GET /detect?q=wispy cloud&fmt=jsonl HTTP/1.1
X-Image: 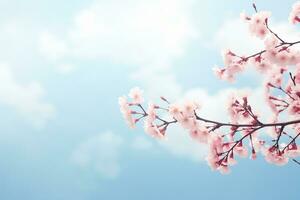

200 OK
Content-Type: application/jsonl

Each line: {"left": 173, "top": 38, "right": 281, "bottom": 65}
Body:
{"left": 38, "top": 0, "right": 198, "bottom": 69}
{"left": 131, "top": 135, "right": 153, "bottom": 151}
{"left": 0, "top": 63, "right": 55, "bottom": 127}
{"left": 71, "top": 131, "right": 124, "bottom": 179}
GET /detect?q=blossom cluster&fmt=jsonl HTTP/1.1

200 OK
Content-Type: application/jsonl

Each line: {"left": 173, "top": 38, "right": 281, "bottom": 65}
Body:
{"left": 119, "top": 2, "right": 300, "bottom": 174}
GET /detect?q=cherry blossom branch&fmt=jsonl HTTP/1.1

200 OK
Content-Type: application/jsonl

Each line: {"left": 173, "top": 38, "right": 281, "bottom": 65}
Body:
{"left": 120, "top": 2, "right": 300, "bottom": 174}
{"left": 195, "top": 112, "right": 300, "bottom": 128}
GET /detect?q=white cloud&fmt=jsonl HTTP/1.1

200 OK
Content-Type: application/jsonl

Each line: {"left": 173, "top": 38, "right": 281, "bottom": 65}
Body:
{"left": 0, "top": 63, "right": 55, "bottom": 127}
{"left": 131, "top": 135, "right": 153, "bottom": 151}
{"left": 71, "top": 131, "right": 124, "bottom": 179}
{"left": 131, "top": 67, "right": 183, "bottom": 100}
{"left": 56, "top": 63, "right": 75, "bottom": 74}
{"left": 38, "top": 31, "right": 68, "bottom": 61}
{"left": 38, "top": 0, "right": 198, "bottom": 68}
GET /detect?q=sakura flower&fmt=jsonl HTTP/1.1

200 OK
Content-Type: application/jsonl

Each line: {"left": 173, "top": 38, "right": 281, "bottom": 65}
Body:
{"left": 144, "top": 121, "right": 165, "bottom": 139}
{"left": 252, "top": 137, "right": 265, "bottom": 152}
{"left": 206, "top": 153, "right": 220, "bottom": 171}
{"left": 233, "top": 141, "right": 248, "bottom": 158}
{"left": 264, "top": 148, "right": 289, "bottom": 166}
{"left": 214, "top": 50, "right": 247, "bottom": 82}
{"left": 266, "top": 67, "right": 285, "bottom": 88}
{"left": 275, "top": 50, "right": 289, "bottom": 65}
{"left": 250, "top": 151, "right": 257, "bottom": 160}
{"left": 227, "top": 93, "right": 251, "bottom": 123}
{"left": 227, "top": 152, "right": 237, "bottom": 166}
{"left": 146, "top": 102, "right": 156, "bottom": 123}
{"left": 129, "top": 87, "right": 144, "bottom": 104}
{"left": 168, "top": 103, "right": 182, "bottom": 120}
{"left": 240, "top": 11, "right": 251, "bottom": 21}
{"left": 264, "top": 34, "right": 279, "bottom": 50}
{"left": 212, "top": 67, "right": 225, "bottom": 80}
{"left": 250, "top": 56, "right": 273, "bottom": 72}
{"left": 294, "top": 65, "right": 300, "bottom": 84}
{"left": 247, "top": 11, "right": 271, "bottom": 39}
{"left": 218, "top": 165, "right": 231, "bottom": 175}
{"left": 289, "top": 1, "right": 300, "bottom": 24}
{"left": 286, "top": 143, "right": 300, "bottom": 158}
{"left": 287, "top": 49, "right": 300, "bottom": 65}
{"left": 182, "top": 100, "right": 199, "bottom": 117}
{"left": 178, "top": 115, "right": 195, "bottom": 130}
{"left": 289, "top": 84, "right": 300, "bottom": 99}
{"left": 264, "top": 48, "right": 278, "bottom": 64}
{"left": 288, "top": 99, "right": 300, "bottom": 115}
{"left": 118, "top": 96, "right": 135, "bottom": 128}
{"left": 189, "top": 125, "right": 209, "bottom": 143}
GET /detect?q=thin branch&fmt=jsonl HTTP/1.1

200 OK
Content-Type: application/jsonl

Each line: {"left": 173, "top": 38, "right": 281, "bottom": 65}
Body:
{"left": 292, "top": 159, "right": 300, "bottom": 165}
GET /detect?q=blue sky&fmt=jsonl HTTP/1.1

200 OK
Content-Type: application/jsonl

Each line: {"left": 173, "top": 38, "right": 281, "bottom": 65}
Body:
{"left": 0, "top": 0, "right": 299, "bottom": 199}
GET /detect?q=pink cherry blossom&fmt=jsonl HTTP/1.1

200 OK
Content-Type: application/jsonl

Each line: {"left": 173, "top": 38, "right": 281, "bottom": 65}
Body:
{"left": 118, "top": 96, "right": 135, "bottom": 128}
{"left": 264, "top": 147, "right": 289, "bottom": 166}
{"left": 288, "top": 99, "right": 300, "bottom": 115}
{"left": 129, "top": 87, "right": 144, "bottom": 104}
{"left": 289, "top": 1, "right": 300, "bottom": 24}
{"left": 264, "top": 35, "right": 279, "bottom": 50}
{"left": 286, "top": 143, "right": 300, "bottom": 158}
{"left": 246, "top": 11, "right": 271, "bottom": 39}
{"left": 250, "top": 56, "right": 273, "bottom": 72}
{"left": 189, "top": 124, "right": 209, "bottom": 143}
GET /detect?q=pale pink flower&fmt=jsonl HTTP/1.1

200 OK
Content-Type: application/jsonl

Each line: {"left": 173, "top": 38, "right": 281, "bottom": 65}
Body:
{"left": 189, "top": 125, "right": 209, "bottom": 143}
{"left": 286, "top": 143, "right": 300, "bottom": 158}
{"left": 275, "top": 50, "right": 289, "bottom": 65}
{"left": 144, "top": 121, "right": 164, "bottom": 139}
{"left": 119, "top": 96, "right": 135, "bottom": 128}
{"left": 265, "top": 48, "right": 278, "bottom": 63}
{"left": 264, "top": 147, "right": 289, "bottom": 166}
{"left": 289, "top": 1, "right": 300, "bottom": 24}
{"left": 266, "top": 67, "right": 285, "bottom": 88}
{"left": 215, "top": 50, "right": 247, "bottom": 82}
{"left": 264, "top": 35, "right": 279, "bottom": 50}
{"left": 287, "top": 49, "right": 300, "bottom": 65}
{"left": 247, "top": 11, "right": 271, "bottom": 39}
{"left": 178, "top": 115, "right": 195, "bottom": 130}
{"left": 212, "top": 67, "right": 225, "bottom": 79}
{"left": 250, "top": 151, "right": 257, "bottom": 160}
{"left": 168, "top": 103, "right": 182, "bottom": 120}
{"left": 288, "top": 99, "right": 300, "bottom": 115}
{"left": 223, "top": 50, "right": 235, "bottom": 66}
{"left": 240, "top": 11, "right": 251, "bottom": 21}
{"left": 252, "top": 137, "right": 265, "bottom": 152}
{"left": 227, "top": 93, "right": 250, "bottom": 123}
{"left": 146, "top": 102, "right": 156, "bottom": 123}
{"left": 234, "top": 142, "right": 248, "bottom": 158}
{"left": 294, "top": 65, "right": 300, "bottom": 84}
{"left": 206, "top": 154, "right": 220, "bottom": 171}
{"left": 218, "top": 165, "right": 231, "bottom": 174}
{"left": 289, "top": 84, "right": 300, "bottom": 99}
{"left": 250, "top": 56, "right": 273, "bottom": 72}
{"left": 182, "top": 100, "right": 199, "bottom": 117}
{"left": 228, "top": 157, "right": 237, "bottom": 166}
{"left": 129, "top": 87, "right": 144, "bottom": 104}
{"left": 208, "top": 134, "right": 224, "bottom": 154}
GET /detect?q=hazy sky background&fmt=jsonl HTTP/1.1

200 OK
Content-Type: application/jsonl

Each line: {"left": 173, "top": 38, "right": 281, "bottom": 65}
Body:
{"left": 0, "top": 0, "right": 299, "bottom": 199}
